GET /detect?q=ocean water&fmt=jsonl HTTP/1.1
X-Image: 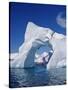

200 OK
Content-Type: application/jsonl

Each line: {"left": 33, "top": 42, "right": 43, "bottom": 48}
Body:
{"left": 9, "top": 65, "right": 66, "bottom": 88}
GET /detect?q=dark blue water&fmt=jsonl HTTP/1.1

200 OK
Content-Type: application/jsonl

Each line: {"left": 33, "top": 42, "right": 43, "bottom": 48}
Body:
{"left": 9, "top": 65, "right": 66, "bottom": 88}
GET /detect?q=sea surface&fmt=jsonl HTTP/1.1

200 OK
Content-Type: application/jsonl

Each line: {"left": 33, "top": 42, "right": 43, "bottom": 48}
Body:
{"left": 9, "top": 64, "right": 66, "bottom": 88}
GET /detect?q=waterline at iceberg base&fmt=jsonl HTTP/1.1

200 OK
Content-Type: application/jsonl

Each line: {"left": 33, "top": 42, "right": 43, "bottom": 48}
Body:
{"left": 9, "top": 22, "right": 66, "bottom": 88}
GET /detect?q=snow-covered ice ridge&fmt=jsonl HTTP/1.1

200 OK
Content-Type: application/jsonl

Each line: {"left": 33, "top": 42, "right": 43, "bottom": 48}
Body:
{"left": 10, "top": 22, "right": 66, "bottom": 69}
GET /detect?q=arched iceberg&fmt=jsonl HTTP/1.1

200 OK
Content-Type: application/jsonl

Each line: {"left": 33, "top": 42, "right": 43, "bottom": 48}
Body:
{"left": 10, "top": 22, "right": 66, "bottom": 69}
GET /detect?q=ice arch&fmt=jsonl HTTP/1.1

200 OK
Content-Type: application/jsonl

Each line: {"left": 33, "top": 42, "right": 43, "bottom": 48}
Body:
{"left": 10, "top": 22, "right": 54, "bottom": 68}
{"left": 10, "top": 22, "right": 66, "bottom": 69}
{"left": 35, "top": 41, "right": 53, "bottom": 64}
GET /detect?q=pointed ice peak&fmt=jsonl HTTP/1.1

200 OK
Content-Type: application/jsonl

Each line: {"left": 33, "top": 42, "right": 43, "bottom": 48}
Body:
{"left": 25, "top": 22, "right": 65, "bottom": 42}
{"left": 25, "top": 22, "right": 54, "bottom": 42}
{"left": 26, "top": 21, "right": 54, "bottom": 33}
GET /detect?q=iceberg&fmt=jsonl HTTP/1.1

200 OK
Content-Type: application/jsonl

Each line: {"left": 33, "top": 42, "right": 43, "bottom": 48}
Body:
{"left": 9, "top": 53, "right": 18, "bottom": 60}
{"left": 10, "top": 22, "right": 66, "bottom": 69}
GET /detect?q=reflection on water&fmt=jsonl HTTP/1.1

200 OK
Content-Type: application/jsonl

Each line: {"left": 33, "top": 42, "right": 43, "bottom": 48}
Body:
{"left": 9, "top": 65, "right": 66, "bottom": 88}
